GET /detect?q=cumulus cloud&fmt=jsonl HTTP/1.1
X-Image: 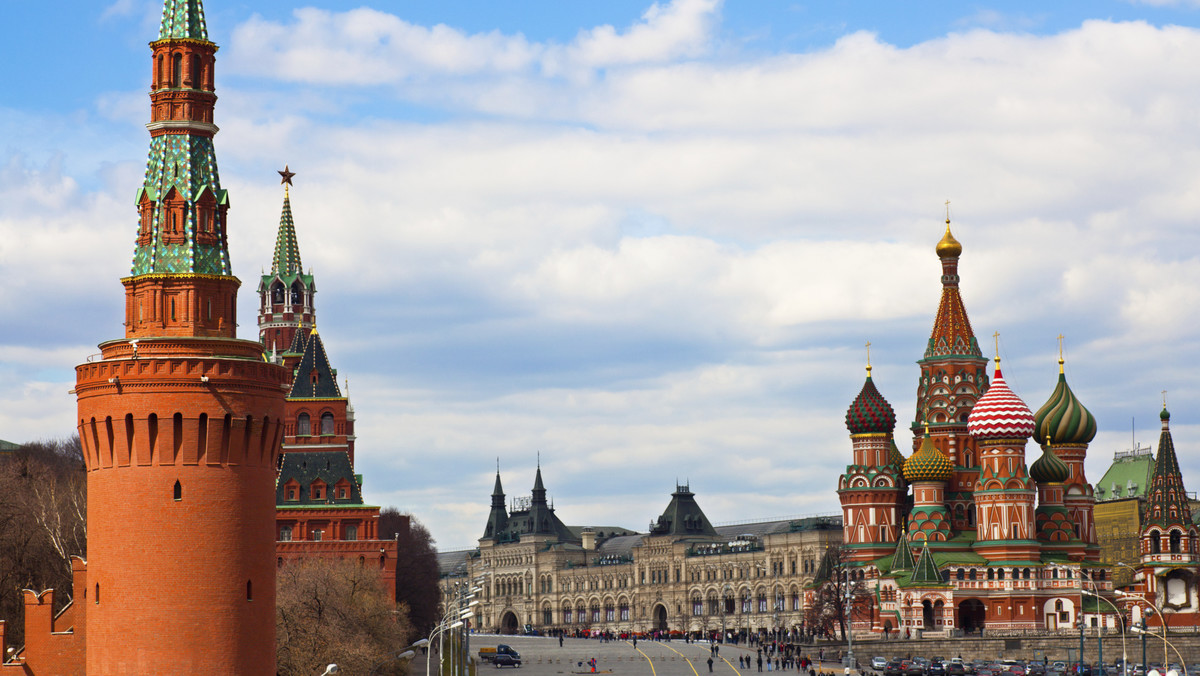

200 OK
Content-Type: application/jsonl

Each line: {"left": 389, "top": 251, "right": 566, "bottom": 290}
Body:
{"left": 6, "top": 4, "right": 1200, "bottom": 547}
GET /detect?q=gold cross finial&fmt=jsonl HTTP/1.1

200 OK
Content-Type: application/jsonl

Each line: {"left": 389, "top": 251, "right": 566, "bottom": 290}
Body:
{"left": 865, "top": 340, "right": 872, "bottom": 375}
{"left": 993, "top": 331, "right": 1001, "bottom": 365}
{"left": 1057, "top": 334, "right": 1065, "bottom": 373}
{"left": 945, "top": 199, "right": 951, "bottom": 223}
{"left": 1163, "top": 390, "right": 1168, "bottom": 408}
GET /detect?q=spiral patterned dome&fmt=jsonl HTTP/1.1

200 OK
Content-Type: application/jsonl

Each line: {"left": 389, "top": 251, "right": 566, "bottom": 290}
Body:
{"left": 845, "top": 372, "right": 896, "bottom": 435}
{"left": 1032, "top": 366, "right": 1097, "bottom": 445}
{"left": 967, "top": 365, "right": 1035, "bottom": 440}
{"left": 903, "top": 430, "right": 954, "bottom": 482}
{"left": 936, "top": 222, "right": 962, "bottom": 259}
{"left": 1030, "top": 444, "right": 1071, "bottom": 484}
{"left": 888, "top": 438, "right": 906, "bottom": 468}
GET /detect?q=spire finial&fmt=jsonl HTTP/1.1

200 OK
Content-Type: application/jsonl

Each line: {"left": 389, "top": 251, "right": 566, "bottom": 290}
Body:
{"left": 865, "top": 340, "right": 872, "bottom": 376}
{"left": 1057, "top": 334, "right": 1065, "bottom": 373}
{"left": 278, "top": 165, "right": 296, "bottom": 187}
{"left": 1163, "top": 390, "right": 1168, "bottom": 409}
{"left": 993, "top": 331, "right": 1001, "bottom": 366}
{"left": 945, "top": 199, "right": 951, "bottom": 224}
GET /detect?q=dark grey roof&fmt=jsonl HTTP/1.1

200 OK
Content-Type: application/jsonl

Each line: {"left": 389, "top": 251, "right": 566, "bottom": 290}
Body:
{"left": 649, "top": 484, "right": 717, "bottom": 537}
{"left": 439, "top": 549, "right": 472, "bottom": 578}
{"left": 284, "top": 326, "right": 308, "bottom": 355}
{"left": 713, "top": 515, "right": 841, "bottom": 540}
{"left": 289, "top": 330, "right": 342, "bottom": 399}
{"left": 276, "top": 451, "right": 361, "bottom": 505}
{"left": 596, "top": 534, "right": 645, "bottom": 558}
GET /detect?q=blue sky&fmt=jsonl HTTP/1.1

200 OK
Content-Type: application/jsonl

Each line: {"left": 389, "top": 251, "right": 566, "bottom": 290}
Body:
{"left": 4, "top": 0, "right": 1200, "bottom": 549}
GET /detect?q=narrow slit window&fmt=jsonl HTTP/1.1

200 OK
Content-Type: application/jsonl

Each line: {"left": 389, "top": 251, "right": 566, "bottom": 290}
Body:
{"left": 174, "top": 480, "right": 182, "bottom": 501}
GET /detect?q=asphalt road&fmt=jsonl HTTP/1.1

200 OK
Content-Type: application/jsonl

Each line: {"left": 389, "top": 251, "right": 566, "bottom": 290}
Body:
{"left": 451, "top": 636, "right": 844, "bottom": 676}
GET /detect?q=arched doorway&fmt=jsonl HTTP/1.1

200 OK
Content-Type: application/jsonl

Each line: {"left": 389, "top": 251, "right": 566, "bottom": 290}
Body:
{"left": 921, "top": 600, "right": 934, "bottom": 628}
{"left": 958, "top": 599, "right": 985, "bottom": 634}
{"left": 500, "top": 611, "right": 520, "bottom": 635}
{"left": 653, "top": 604, "right": 668, "bottom": 632}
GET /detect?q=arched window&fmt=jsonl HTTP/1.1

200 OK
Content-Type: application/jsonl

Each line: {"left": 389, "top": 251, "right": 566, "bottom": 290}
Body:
{"left": 291, "top": 282, "right": 303, "bottom": 305}
{"left": 172, "top": 53, "right": 182, "bottom": 87}
{"left": 190, "top": 54, "right": 201, "bottom": 87}
{"left": 297, "top": 413, "right": 311, "bottom": 436}
{"left": 271, "top": 283, "right": 285, "bottom": 305}
{"left": 956, "top": 568, "right": 965, "bottom": 580}
{"left": 968, "top": 569, "right": 977, "bottom": 581}
{"left": 1150, "top": 530, "right": 1162, "bottom": 554}
{"left": 987, "top": 569, "right": 995, "bottom": 581}
{"left": 173, "top": 480, "right": 182, "bottom": 501}
{"left": 320, "top": 412, "right": 335, "bottom": 436}
{"left": 1170, "top": 530, "right": 1182, "bottom": 553}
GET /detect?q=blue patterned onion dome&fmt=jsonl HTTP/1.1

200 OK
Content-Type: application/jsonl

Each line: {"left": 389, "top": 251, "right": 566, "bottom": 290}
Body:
{"left": 1032, "top": 366, "right": 1097, "bottom": 445}
{"left": 968, "top": 365, "right": 1035, "bottom": 440}
{"left": 903, "top": 430, "right": 954, "bottom": 482}
{"left": 845, "top": 372, "right": 896, "bottom": 435}
{"left": 1030, "top": 444, "right": 1071, "bottom": 483}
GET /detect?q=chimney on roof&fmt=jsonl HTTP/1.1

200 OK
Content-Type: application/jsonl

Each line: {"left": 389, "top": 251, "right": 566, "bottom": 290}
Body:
{"left": 581, "top": 527, "right": 595, "bottom": 551}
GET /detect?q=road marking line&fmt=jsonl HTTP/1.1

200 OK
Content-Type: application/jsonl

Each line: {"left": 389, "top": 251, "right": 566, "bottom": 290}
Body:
{"left": 630, "top": 642, "right": 657, "bottom": 676}
{"left": 657, "top": 642, "right": 702, "bottom": 676}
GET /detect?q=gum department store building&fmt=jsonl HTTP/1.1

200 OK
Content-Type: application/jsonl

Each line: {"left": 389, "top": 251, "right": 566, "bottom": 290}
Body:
{"left": 441, "top": 224, "right": 1199, "bottom": 638}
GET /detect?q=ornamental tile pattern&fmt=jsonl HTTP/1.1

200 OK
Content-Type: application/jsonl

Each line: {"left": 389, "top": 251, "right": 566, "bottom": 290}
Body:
{"left": 845, "top": 374, "right": 896, "bottom": 434}
{"left": 967, "top": 367, "right": 1035, "bottom": 440}
{"left": 159, "top": 0, "right": 208, "bottom": 41}
{"left": 132, "top": 134, "right": 231, "bottom": 276}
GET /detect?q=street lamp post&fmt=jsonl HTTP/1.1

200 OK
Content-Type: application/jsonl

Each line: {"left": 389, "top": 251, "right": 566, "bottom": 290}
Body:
{"left": 1082, "top": 589, "right": 1126, "bottom": 676}
{"left": 1118, "top": 561, "right": 1166, "bottom": 672}
{"left": 1114, "top": 587, "right": 1168, "bottom": 672}
{"left": 844, "top": 568, "right": 855, "bottom": 673}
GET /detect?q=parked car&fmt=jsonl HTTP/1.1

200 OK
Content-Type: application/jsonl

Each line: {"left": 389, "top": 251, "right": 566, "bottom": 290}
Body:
{"left": 947, "top": 663, "right": 966, "bottom": 676}
{"left": 904, "top": 661, "right": 926, "bottom": 676}
{"left": 493, "top": 654, "right": 522, "bottom": 668}
{"left": 874, "top": 657, "right": 890, "bottom": 671}
{"left": 884, "top": 661, "right": 905, "bottom": 676}
{"left": 929, "top": 662, "right": 947, "bottom": 676}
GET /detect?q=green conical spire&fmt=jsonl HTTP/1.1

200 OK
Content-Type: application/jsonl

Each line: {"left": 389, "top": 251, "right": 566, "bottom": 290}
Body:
{"left": 890, "top": 531, "right": 916, "bottom": 571}
{"left": 159, "top": 0, "right": 209, "bottom": 41}
{"left": 271, "top": 190, "right": 304, "bottom": 276}
{"left": 909, "top": 541, "right": 942, "bottom": 584}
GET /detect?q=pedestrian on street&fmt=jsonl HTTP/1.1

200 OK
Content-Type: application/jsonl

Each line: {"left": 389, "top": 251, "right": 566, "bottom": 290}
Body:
{"left": 759, "top": 655, "right": 764, "bottom": 672}
{"left": 560, "top": 636, "right": 564, "bottom": 648}
{"left": 709, "top": 658, "right": 715, "bottom": 673}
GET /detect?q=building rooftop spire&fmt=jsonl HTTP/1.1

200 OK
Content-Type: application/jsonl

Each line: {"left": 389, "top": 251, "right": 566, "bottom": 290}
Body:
{"left": 271, "top": 187, "right": 304, "bottom": 277}
{"left": 158, "top": 0, "right": 209, "bottom": 42}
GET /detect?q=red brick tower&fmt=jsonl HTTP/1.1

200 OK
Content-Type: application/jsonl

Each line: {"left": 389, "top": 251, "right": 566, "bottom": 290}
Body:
{"left": 74, "top": 2, "right": 289, "bottom": 673}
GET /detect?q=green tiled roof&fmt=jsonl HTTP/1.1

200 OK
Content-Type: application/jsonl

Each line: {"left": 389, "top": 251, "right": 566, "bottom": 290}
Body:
{"left": 891, "top": 532, "right": 915, "bottom": 570}
{"left": 909, "top": 541, "right": 943, "bottom": 585}
{"left": 1095, "top": 450, "right": 1155, "bottom": 501}
{"left": 159, "top": 0, "right": 209, "bottom": 41}
{"left": 0, "top": 439, "right": 19, "bottom": 452}
{"left": 131, "top": 135, "right": 232, "bottom": 277}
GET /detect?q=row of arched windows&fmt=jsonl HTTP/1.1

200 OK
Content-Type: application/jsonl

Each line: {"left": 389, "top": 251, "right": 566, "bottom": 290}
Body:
{"left": 296, "top": 412, "right": 336, "bottom": 437}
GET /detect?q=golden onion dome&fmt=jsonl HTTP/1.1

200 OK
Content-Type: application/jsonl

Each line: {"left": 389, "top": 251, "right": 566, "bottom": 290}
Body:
{"left": 903, "top": 429, "right": 954, "bottom": 483}
{"left": 936, "top": 221, "right": 962, "bottom": 259}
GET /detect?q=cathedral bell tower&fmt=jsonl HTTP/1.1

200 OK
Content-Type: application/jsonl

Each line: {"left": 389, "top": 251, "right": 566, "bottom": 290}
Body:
{"left": 74, "top": 1, "right": 289, "bottom": 673}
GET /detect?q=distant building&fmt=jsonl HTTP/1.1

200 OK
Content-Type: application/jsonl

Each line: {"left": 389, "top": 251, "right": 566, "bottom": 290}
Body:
{"left": 0, "top": 439, "right": 18, "bottom": 455}
{"left": 442, "top": 469, "right": 840, "bottom": 637}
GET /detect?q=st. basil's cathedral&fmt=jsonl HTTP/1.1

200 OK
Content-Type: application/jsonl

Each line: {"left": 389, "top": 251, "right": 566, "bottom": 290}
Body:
{"left": 836, "top": 222, "right": 1200, "bottom": 635}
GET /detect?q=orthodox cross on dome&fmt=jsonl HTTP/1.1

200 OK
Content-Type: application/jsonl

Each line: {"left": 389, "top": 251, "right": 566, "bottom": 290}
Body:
{"left": 1057, "top": 334, "right": 1065, "bottom": 372}
{"left": 1163, "top": 390, "right": 1168, "bottom": 408}
{"left": 865, "top": 340, "right": 872, "bottom": 375}
{"left": 993, "top": 331, "right": 1001, "bottom": 365}
{"left": 945, "top": 199, "right": 951, "bottom": 222}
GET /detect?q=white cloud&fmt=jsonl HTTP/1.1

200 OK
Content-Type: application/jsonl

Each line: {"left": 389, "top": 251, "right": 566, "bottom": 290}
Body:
{"left": 7, "top": 5, "right": 1200, "bottom": 548}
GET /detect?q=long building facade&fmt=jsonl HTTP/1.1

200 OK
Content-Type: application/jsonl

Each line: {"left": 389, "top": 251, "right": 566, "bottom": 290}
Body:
{"left": 442, "top": 471, "right": 841, "bottom": 637}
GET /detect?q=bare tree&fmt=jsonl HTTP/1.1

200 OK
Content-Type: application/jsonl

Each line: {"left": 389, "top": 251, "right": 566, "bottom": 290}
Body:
{"left": 804, "top": 546, "right": 870, "bottom": 641}
{"left": 380, "top": 508, "right": 440, "bottom": 636}
{"left": 276, "top": 557, "right": 413, "bottom": 676}
{"left": 0, "top": 436, "right": 87, "bottom": 648}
